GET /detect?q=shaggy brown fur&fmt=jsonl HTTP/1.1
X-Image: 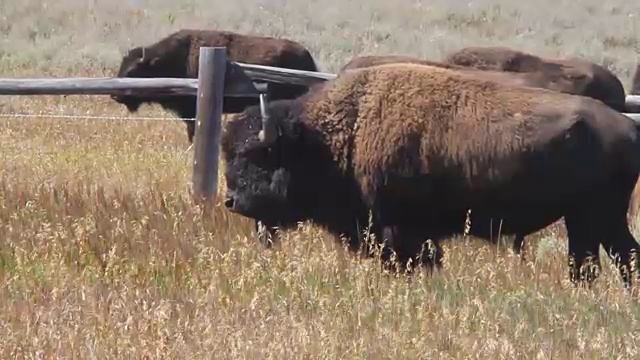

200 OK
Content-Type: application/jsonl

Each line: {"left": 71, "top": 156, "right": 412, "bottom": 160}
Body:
{"left": 340, "top": 54, "right": 640, "bottom": 257}
{"left": 310, "top": 64, "right": 634, "bottom": 203}
{"left": 443, "top": 46, "right": 629, "bottom": 113}
{"left": 112, "top": 28, "right": 318, "bottom": 143}
{"left": 222, "top": 62, "right": 640, "bottom": 288}
{"left": 339, "top": 55, "right": 462, "bottom": 72}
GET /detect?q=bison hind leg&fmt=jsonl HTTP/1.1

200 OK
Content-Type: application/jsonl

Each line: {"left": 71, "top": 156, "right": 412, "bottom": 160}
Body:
{"left": 597, "top": 199, "right": 640, "bottom": 289}
{"left": 602, "top": 224, "right": 640, "bottom": 290}
{"left": 564, "top": 211, "right": 604, "bottom": 287}
{"left": 564, "top": 171, "right": 640, "bottom": 290}
{"left": 378, "top": 225, "right": 444, "bottom": 275}
{"left": 598, "top": 172, "right": 640, "bottom": 290}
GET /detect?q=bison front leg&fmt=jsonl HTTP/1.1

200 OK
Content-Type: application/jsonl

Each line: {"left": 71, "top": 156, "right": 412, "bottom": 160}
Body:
{"left": 379, "top": 225, "right": 443, "bottom": 274}
{"left": 186, "top": 120, "right": 195, "bottom": 144}
{"left": 255, "top": 220, "right": 279, "bottom": 248}
{"left": 368, "top": 194, "right": 444, "bottom": 274}
{"left": 513, "top": 233, "right": 528, "bottom": 261}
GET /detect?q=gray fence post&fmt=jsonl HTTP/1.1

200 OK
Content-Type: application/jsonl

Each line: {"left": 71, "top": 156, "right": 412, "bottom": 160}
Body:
{"left": 192, "top": 47, "right": 227, "bottom": 206}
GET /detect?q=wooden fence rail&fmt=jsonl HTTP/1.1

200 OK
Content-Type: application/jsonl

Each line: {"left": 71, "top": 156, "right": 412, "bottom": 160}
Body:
{"left": 2, "top": 47, "right": 640, "bottom": 210}
{"left": 0, "top": 63, "right": 336, "bottom": 96}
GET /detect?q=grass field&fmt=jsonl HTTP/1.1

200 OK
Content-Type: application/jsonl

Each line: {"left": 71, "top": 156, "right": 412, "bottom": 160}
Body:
{"left": 2, "top": 0, "right": 640, "bottom": 358}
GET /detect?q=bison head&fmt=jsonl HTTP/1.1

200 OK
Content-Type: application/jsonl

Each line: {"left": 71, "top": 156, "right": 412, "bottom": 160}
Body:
{"left": 111, "top": 46, "right": 168, "bottom": 112}
{"left": 221, "top": 95, "right": 304, "bottom": 228}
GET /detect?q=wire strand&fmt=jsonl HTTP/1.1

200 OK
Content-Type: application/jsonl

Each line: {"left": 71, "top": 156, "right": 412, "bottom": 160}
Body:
{"left": 0, "top": 113, "right": 195, "bottom": 122}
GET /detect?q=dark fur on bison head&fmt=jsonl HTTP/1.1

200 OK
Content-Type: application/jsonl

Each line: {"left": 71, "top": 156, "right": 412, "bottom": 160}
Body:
{"left": 112, "top": 44, "right": 191, "bottom": 114}
{"left": 113, "top": 29, "right": 320, "bottom": 143}
{"left": 221, "top": 95, "right": 369, "bottom": 251}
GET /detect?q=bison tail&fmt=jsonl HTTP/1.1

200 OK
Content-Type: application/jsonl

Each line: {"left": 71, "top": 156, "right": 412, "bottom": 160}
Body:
{"left": 626, "top": 123, "right": 640, "bottom": 173}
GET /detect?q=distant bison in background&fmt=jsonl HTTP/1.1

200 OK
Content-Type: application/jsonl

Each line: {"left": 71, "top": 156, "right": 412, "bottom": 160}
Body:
{"left": 221, "top": 62, "right": 640, "bottom": 289}
{"left": 443, "top": 46, "right": 629, "bottom": 113}
{"left": 339, "top": 55, "right": 461, "bottom": 72}
{"left": 112, "top": 29, "right": 319, "bottom": 143}
{"left": 340, "top": 54, "right": 616, "bottom": 107}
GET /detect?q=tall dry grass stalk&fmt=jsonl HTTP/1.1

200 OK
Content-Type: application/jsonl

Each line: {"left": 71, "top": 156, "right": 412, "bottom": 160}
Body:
{"left": 2, "top": 0, "right": 640, "bottom": 357}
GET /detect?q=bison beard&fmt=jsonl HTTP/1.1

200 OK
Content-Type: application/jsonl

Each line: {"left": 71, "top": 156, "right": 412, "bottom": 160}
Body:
{"left": 221, "top": 62, "right": 640, "bottom": 290}
{"left": 112, "top": 29, "right": 319, "bottom": 144}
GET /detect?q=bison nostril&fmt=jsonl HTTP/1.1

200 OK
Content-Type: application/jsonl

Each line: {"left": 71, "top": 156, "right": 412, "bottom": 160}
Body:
{"left": 224, "top": 196, "right": 235, "bottom": 208}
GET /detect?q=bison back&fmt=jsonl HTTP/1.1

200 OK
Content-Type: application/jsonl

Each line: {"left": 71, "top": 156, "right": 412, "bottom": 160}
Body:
{"left": 310, "top": 63, "right": 640, "bottom": 215}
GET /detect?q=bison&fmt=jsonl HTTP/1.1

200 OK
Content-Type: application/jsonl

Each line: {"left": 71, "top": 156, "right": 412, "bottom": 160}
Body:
{"left": 340, "top": 54, "right": 620, "bottom": 111}
{"left": 444, "top": 47, "right": 640, "bottom": 254}
{"left": 339, "top": 54, "right": 632, "bottom": 258}
{"left": 112, "top": 29, "right": 319, "bottom": 143}
{"left": 221, "top": 62, "right": 640, "bottom": 289}
{"left": 443, "top": 46, "right": 629, "bottom": 113}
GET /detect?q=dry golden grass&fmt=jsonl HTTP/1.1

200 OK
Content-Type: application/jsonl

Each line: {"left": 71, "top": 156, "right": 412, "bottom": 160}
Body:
{"left": 2, "top": 0, "right": 640, "bottom": 358}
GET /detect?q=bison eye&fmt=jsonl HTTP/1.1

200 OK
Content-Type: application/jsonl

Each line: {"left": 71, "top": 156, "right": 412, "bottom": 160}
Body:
{"left": 245, "top": 146, "right": 278, "bottom": 169}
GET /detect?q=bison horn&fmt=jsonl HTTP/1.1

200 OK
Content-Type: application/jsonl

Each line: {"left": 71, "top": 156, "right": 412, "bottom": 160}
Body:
{"left": 258, "top": 93, "right": 278, "bottom": 144}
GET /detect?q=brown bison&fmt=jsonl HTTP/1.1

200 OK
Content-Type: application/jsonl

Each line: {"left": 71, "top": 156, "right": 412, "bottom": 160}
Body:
{"left": 221, "top": 62, "right": 640, "bottom": 289}
{"left": 340, "top": 54, "right": 630, "bottom": 258}
{"left": 443, "top": 46, "right": 629, "bottom": 113}
{"left": 112, "top": 29, "right": 319, "bottom": 143}
{"left": 340, "top": 54, "right": 618, "bottom": 108}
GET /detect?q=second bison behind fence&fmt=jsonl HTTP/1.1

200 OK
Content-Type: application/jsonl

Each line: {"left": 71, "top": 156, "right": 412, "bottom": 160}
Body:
{"left": 443, "top": 45, "right": 631, "bottom": 113}
{"left": 221, "top": 62, "right": 640, "bottom": 291}
{"left": 111, "top": 29, "right": 320, "bottom": 143}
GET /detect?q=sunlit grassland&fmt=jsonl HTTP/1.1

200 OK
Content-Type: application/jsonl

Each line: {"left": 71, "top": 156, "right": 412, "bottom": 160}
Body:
{"left": 1, "top": 0, "right": 640, "bottom": 358}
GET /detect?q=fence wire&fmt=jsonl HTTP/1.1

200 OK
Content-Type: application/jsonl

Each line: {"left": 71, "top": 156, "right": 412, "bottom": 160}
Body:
{"left": 0, "top": 113, "right": 195, "bottom": 122}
